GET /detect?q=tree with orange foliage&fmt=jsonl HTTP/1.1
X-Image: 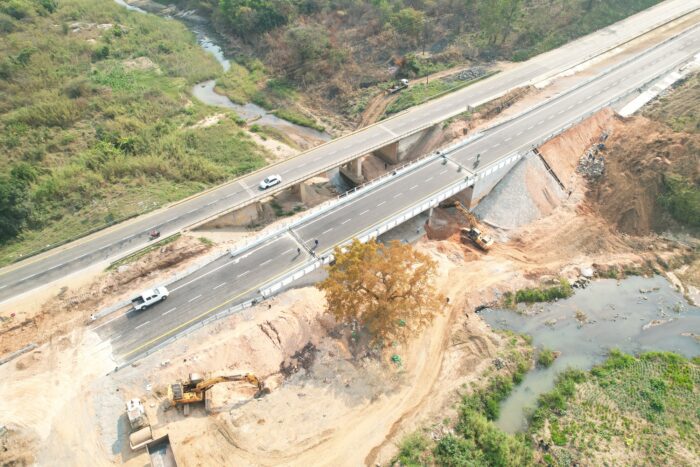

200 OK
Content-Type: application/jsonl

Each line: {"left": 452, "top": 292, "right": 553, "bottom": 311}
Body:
{"left": 318, "top": 239, "right": 443, "bottom": 345}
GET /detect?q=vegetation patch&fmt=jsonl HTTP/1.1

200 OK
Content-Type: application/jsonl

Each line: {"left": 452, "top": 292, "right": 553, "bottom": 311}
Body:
{"left": 107, "top": 233, "right": 181, "bottom": 271}
{"left": 394, "top": 336, "right": 534, "bottom": 466}
{"left": 503, "top": 279, "right": 573, "bottom": 306}
{"left": 530, "top": 351, "right": 700, "bottom": 466}
{"left": 537, "top": 348, "right": 556, "bottom": 368}
{"left": 0, "top": 0, "right": 269, "bottom": 265}
{"left": 659, "top": 174, "right": 700, "bottom": 228}
{"left": 271, "top": 108, "right": 324, "bottom": 132}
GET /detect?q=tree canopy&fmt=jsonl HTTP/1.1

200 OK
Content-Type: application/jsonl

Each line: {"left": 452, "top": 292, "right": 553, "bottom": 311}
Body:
{"left": 318, "top": 239, "right": 442, "bottom": 344}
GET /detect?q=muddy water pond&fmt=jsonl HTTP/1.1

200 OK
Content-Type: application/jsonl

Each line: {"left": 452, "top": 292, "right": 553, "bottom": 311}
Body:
{"left": 481, "top": 275, "right": 700, "bottom": 433}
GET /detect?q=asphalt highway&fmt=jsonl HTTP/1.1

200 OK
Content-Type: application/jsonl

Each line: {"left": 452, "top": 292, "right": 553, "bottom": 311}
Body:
{"left": 97, "top": 24, "right": 700, "bottom": 363}
{"left": 1, "top": 0, "right": 697, "bottom": 305}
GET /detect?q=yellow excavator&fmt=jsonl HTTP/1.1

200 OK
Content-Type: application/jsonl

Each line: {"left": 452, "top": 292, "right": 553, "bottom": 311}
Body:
{"left": 447, "top": 200, "right": 494, "bottom": 251}
{"left": 167, "top": 372, "right": 267, "bottom": 408}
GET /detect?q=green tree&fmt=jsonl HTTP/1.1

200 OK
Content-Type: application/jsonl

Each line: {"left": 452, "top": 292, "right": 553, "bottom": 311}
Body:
{"left": 318, "top": 239, "right": 443, "bottom": 344}
{"left": 390, "top": 7, "right": 425, "bottom": 42}
{"left": 219, "top": 0, "right": 294, "bottom": 36}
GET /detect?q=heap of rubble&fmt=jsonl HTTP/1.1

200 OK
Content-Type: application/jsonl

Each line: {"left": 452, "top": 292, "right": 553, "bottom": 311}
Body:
{"left": 576, "top": 131, "right": 610, "bottom": 180}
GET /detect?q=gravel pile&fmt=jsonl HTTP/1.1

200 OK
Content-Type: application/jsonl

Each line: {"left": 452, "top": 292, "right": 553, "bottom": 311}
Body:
{"left": 446, "top": 67, "right": 487, "bottom": 82}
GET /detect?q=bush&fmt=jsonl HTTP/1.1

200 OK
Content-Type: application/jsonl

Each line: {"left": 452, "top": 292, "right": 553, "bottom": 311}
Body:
{"left": 659, "top": 174, "right": 700, "bottom": 227}
{"left": 514, "top": 279, "right": 573, "bottom": 304}
{"left": 537, "top": 348, "right": 556, "bottom": 368}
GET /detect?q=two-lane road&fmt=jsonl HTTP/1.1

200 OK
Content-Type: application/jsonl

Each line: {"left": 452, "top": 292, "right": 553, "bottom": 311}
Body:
{"left": 2, "top": 0, "right": 698, "bottom": 305}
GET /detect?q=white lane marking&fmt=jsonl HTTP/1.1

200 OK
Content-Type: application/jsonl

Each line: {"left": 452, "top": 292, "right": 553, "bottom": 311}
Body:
{"left": 240, "top": 181, "right": 256, "bottom": 197}
{"left": 410, "top": 185, "right": 418, "bottom": 190}
{"left": 213, "top": 282, "right": 227, "bottom": 290}
{"left": 322, "top": 228, "right": 334, "bottom": 235}
{"left": 135, "top": 321, "right": 150, "bottom": 330}
{"left": 393, "top": 193, "right": 402, "bottom": 198}
{"left": 359, "top": 209, "right": 369, "bottom": 215}
{"left": 260, "top": 259, "right": 272, "bottom": 266}
{"left": 527, "top": 125, "right": 534, "bottom": 130}
{"left": 492, "top": 142, "right": 501, "bottom": 148}
{"left": 341, "top": 219, "right": 351, "bottom": 225}
{"left": 426, "top": 176, "right": 434, "bottom": 182}
{"left": 20, "top": 273, "right": 39, "bottom": 281}
{"left": 162, "top": 307, "right": 176, "bottom": 316}
{"left": 238, "top": 270, "right": 250, "bottom": 278}
{"left": 439, "top": 170, "right": 448, "bottom": 175}
{"left": 0, "top": 285, "right": 6, "bottom": 290}
{"left": 188, "top": 294, "right": 202, "bottom": 303}
{"left": 504, "top": 137, "right": 511, "bottom": 142}
{"left": 112, "top": 334, "right": 122, "bottom": 340}
{"left": 187, "top": 209, "right": 197, "bottom": 214}
{"left": 166, "top": 216, "right": 178, "bottom": 223}
{"left": 377, "top": 201, "right": 386, "bottom": 207}
{"left": 170, "top": 258, "right": 236, "bottom": 292}
{"left": 281, "top": 248, "right": 294, "bottom": 255}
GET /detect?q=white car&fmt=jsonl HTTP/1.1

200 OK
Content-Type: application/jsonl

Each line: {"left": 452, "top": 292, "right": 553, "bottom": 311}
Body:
{"left": 131, "top": 286, "right": 169, "bottom": 311}
{"left": 259, "top": 174, "right": 282, "bottom": 190}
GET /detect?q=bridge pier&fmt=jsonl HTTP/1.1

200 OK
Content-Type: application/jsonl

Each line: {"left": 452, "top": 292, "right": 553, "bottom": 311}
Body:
{"left": 339, "top": 157, "right": 365, "bottom": 185}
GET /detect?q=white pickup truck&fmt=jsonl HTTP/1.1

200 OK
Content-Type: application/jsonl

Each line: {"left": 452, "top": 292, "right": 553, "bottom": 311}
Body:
{"left": 132, "top": 286, "right": 169, "bottom": 311}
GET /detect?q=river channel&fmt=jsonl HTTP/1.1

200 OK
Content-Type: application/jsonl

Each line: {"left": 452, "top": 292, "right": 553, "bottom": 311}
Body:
{"left": 481, "top": 275, "right": 700, "bottom": 433}
{"left": 113, "top": 0, "right": 331, "bottom": 143}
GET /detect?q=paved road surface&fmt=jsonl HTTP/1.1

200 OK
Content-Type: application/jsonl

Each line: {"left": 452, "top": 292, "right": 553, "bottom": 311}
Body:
{"left": 96, "top": 24, "right": 700, "bottom": 363}
{"left": 1, "top": 0, "right": 697, "bottom": 305}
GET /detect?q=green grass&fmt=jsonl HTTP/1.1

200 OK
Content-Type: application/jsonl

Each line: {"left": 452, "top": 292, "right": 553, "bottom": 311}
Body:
{"left": 538, "top": 348, "right": 556, "bottom": 368}
{"left": 0, "top": 0, "right": 269, "bottom": 265}
{"left": 394, "top": 339, "right": 534, "bottom": 466}
{"left": 659, "top": 174, "right": 700, "bottom": 228}
{"left": 503, "top": 279, "right": 574, "bottom": 306}
{"left": 271, "top": 108, "right": 324, "bottom": 132}
{"left": 107, "top": 233, "right": 181, "bottom": 270}
{"left": 385, "top": 72, "right": 497, "bottom": 116}
{"left": 529, "top": 351, "right": 700, "bottom": 465}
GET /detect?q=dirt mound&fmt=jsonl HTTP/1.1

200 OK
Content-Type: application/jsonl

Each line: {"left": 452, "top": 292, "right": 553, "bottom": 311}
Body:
{"left": 0, "top": 426, "right": 36, "bottom": 467}
{"left": 589, "top": 115, "right": 700, "bottom": 235}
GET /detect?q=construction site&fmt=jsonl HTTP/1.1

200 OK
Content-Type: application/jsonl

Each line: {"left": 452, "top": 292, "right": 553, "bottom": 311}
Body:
{"left": 1, "top": 4, "right": 699, "bottom": 466}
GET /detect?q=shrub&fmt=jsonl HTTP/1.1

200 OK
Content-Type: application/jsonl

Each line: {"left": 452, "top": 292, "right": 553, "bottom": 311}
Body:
{"left": 537, "top": 348, "right": 556, "bottom": 368}
{"left": 659, "top": 174, "right": 700, "bottom": 227}
{"left": 514, "top": 279, "right": 573, "bottom": 304}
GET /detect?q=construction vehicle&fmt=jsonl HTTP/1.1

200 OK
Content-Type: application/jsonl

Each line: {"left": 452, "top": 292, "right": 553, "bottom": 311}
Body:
{"left": 444, "top": 200, "right": 494, "bottom": 251}
{"left": 167, "top": 372, "right": 267, "bottom": 409}
{"left": 460, "top": 227, "right": 494, "bottom": 251}
{"left": 386, "top": 78, "right": 409, "bottom": 94}
{"left": 126, "top": 398, "right": 154, "bottom": 450}
{"left": 147, "top": 435, "right": 177, "bottom": 467}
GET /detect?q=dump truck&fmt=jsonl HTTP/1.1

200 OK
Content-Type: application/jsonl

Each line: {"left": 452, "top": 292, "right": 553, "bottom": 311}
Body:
{"left": 386, "top": 78, "right": 409, "bottom": 94}
{"left": 460, "top": 227, "right": 494, "bottom": 251}
{"left": 147, "top": 434, "right": 177, "bottom": 467}
{"left": 131, "top": 286, "right": 169, "bottom": 311}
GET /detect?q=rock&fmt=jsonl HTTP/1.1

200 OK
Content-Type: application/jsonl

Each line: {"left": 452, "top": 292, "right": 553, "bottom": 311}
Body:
{"left": 581, "top": 267, "right": 594, "bottom": 278}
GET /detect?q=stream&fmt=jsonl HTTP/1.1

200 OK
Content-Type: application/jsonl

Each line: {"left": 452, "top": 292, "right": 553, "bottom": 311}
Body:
{"left": 113, "top": 0, "right": 331, "bottom": 143}
{"left": 481, "top": 275, "right": 700, "bottom": 433}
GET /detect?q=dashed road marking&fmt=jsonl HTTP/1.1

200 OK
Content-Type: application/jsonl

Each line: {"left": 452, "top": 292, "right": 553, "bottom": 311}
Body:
{"left": 341, "top": 219, "right": 351, "bottom": 225}
{"left": 393, "top": 193, "right": 403, "bottom": 198}
{"left": 163, "top": 307, "right": 176, "bottom": 316}
{"left": 260, "top": 259, "right": 272, "bottom": 266}
{"left": 439, "top": 170, "right": 448, "bottom": 175}
{"left": 188, "top": 294, "right": 202, "bottom": 303}
{"left": 359, "top": 209, "right": 369, "bottom": 215}
{"left": 322, "top": 228, "right": 334, "bottom": 235}
{"left": 213, "top": 282, "right": 227, "bottom": 290}
{"left": 135, "top": 321, "right": 150, "bottom": 330}
{"left": 377, "top": 201, "right": 386, "bottom": 207}
{"left": 409, "top": 185, "right": 418, "bottom": 190}
{"left": 426, "top": 177, "right": 434, "bottom": 182}
{"left": 238, "top": 270, "right": 250, "bottom": 278}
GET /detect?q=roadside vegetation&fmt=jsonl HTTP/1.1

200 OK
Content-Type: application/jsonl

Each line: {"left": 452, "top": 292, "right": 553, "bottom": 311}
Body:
{"left": 164, "top": 0, "right": 665, "bottom": 118}
{"left": 642, "top": 74, "right": 700, "bottom": 229}
{"left": 503, "top": 279, "right": 574, "bottom": 306}
{"left": 393, "top": 334, "right": 533, "bottom": 466}
{"left": 318, "top": 239, "right": 442, "bottom": 345}
{"left": 530, "top": 351, "right": 699, "bottom": 466}
{"left": 0, "top": 0, "right": 269, "bottom": 265}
